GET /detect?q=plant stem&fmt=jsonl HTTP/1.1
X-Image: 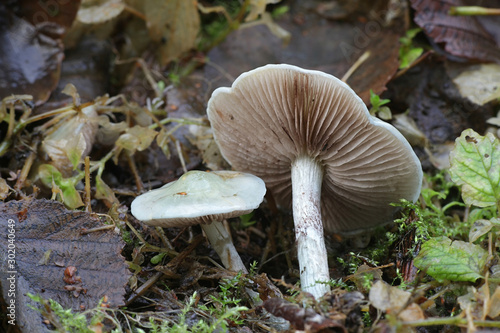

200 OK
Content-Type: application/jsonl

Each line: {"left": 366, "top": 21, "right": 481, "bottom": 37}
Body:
{"left": 405, "top": 317, "right": 500, "bottom": 328}
{"left": 201, "top": 221, "right": 248, "bottom": 273}
{"left": 449, "top": 6, "right": 500, "bottom": 15}
{"left": 291, "top": 156, "right": 330, "bottom": 298}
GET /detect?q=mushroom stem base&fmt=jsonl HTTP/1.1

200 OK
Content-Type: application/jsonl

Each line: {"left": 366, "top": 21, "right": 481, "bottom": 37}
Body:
{"left": 201, "top": 221, "right": 248, "bottom": 273}
{"left": 291, "top": 156, "right": 330, "bottom": 299}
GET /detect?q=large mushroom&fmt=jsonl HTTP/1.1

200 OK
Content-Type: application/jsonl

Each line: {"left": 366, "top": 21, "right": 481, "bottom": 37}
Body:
{"left": 207, "top": 64, "right": 422, "bottom": 298}
{"left": 131, "top": 170, "right": 266, "bottom": 273}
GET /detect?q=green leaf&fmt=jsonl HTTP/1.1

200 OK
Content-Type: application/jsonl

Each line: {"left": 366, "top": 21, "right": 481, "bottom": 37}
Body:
{"left": 38, "top": 164, "right": 83, "bottom": 209}
{"left": 39, "top": 164, "right": 63, "bottom": 187}
{"left": 449, "top": 129, "right": 500, "bottom": 208}
{"left": 414, "top": 236, "right": 488, "bottom": 283}
{"left": 399, "top": 47, "right": 423, "bottom": 69}
{"left": 398, "top": 28, "right": 423, "bottom": 69}
{"left": 150, "top": 253, "right": 166, "bottom": 264}
{"left": 95, "top": 175, "right": 118, "bottom": 205}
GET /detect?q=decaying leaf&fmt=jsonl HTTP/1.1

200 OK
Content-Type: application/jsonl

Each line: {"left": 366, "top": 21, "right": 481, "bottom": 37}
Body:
{"left": 144, "top": 0, "right": 200, "bottom": 66}
{"left": 188, "top": 125, "right": 227, "bottom": 171}
{"left": 0, "top": 7, "right": 65, "bottom": 105}
{"left": 263, "top": 297, "right": 347, "bottom": 332}
{"left": 95, "top": 175, "right": 119, "bottom": 205}
{"left": 458, "top": 284, "right": 500, "bottom": 320}
{"left": 114, "top": 125, "right": 158, "bottom": 161}
{"left": 469, "top": 218, "right": 500, "bottom": 243}
{"left": 369, "top": 280, "right": 425, "bottom": 321}
{"left": 0, "top": 199, "right": 130, "bottom": 328}
{"left": 42, "top": 103, "right": 98, "bottom": 175}
{"left": 448, "top": 63, "right": 500, "bottom": 106}
{"left": 414, "top": 236, "right": 488, "bottom": 283}
{"left": 77, "top": 0, "right": 125, "bottom": 24}
{"left": 96, "top": 115, "right": 128, "bottom": 145}
{"left": 392, "top": 113, "right": 428, "bottom": 148}
{"left": 410, "top": 0, "right": 500, "bottom": 63}
{"left": 0, "top": 177, "right": 10, "bottom": 200}
{"left": 449, "top": 129, "right": 500, "bottom": 208}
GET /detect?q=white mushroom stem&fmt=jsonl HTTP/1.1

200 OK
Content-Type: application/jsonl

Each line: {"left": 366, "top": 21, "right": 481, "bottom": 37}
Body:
{"left": 201, "top": 221, "right": 248, "bottom": 273}
{"left": 291, "top": 156, "right": 331, "bottom": 298}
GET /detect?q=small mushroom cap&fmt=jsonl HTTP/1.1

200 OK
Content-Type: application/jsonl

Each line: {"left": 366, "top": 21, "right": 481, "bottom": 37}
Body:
{"left": 207, "top": 64, "right": 423, "bottom": 235}
{"left": 131, "top": 170, "right": 266, "bottom": 227}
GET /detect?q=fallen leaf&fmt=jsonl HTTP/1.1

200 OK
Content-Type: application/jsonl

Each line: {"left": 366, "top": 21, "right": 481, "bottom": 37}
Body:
{"left": 369, "top": 280, "right": 425, "bottom": 321}
{"left": 346, "top": 30, "right": 401, "bottom": 103}
{"left": 447, "top": 63, "right": 500, "bottom": 106}
{"left": 369, "top": 280, "right": 411, "bottom": 312}
{"left": 188, "top": 124, "right": 227, "bottom": 171}
{"left": 449, "top": 129, "right": 500, "bottom": 208}
{"left": 0, "top": 7, "right": 65, "bottom": 105}
{"left": 77, "top": 0, "right": 125, "bottom": 24}
{"left": 413, "top": 236, "right": 488, "bottom": 283}
{"left": 0, "top": 199, "right": 130, "bottom": 326}
{"left": 469, "top": 219, "right": 494, "bottom": 243}
{"left": 16, "top": 0, "right": 80, "bottom": 28}
{"left": 42, "top": 99, "right": 98, "bottom": 175}
{"left": 410, "top": 0, "right": 500, "bottom": 63}
{"left": 458, "top": 284, "right": 500, "bottom": 320}
{"left": 144, "top": 0, "right": 200, "bottom": 66}
{"left": 114, "top": 125, "right": 158, "bottom": 162}
{"left": 0, "top": 177, "right": 10, "bottom": 200}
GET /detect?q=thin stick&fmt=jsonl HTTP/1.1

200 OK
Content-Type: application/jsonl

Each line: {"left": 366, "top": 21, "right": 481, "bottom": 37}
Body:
{"left": 125, "top": 271, "right": 163, "bottom": 305}
{"left": 14, "top": 139, "right": 39, "bottom": 193}
{"left": 175, "top": 139, "right": 187, "bottom": 173}
{"left": 341, "top": 51, "right": 371, "bottom": 82}
{"left": 80, "top": 225, "right": 115, "bottom": 235}
{"left": 84, "top": 156, "right": 92, "bottom": 213}
{"left": 126, "top": 152, "right": 144, "bottom": 193}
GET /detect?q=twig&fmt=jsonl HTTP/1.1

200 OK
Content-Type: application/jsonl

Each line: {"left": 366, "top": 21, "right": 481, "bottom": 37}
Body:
{"left": 341, "top": 51, "right": 371, "bottom": 82}
{"left": 14, "top": 138, "right": 39, "bottom": 193}
{"left": 84, "top": 156, "right": 92, "bottom": 213}
{"left": 126, "top": 152, "right": 144, "bottom": 193}
{"left": 126, "top": 271, "right": 164, "bottom": 305}
{"left": 404, "top": 317, "right": 500, "bottom": 328}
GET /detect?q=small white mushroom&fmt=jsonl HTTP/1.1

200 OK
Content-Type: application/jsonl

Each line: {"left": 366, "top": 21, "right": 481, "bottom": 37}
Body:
{"left": 131, "top": 170, "right": 266, "bottom": 273}
{"left": 207, "top": 64, "right": 423, "bottom": 298}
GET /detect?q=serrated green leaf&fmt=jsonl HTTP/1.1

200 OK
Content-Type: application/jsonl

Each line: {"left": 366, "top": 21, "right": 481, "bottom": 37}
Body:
{"left": 414, "top": 236, "right": 488, "bottom": 283}
{"left": 449, "top": 129, "right": 500, "bottom": 208}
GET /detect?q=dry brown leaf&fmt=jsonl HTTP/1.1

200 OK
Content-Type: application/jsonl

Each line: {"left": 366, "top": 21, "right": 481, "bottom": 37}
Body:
{"left": 144, "top": 0, "right": 200, "bottom": 66}
{"left": 410, "top": 0, "right": 500, "bottom": 63}
{"left": 0, "top": 7, "right": 65, "bottom": 105}
{"left": 447, "top": 63, "right": 500, "bottom": 106}
{"left": 0, "top": 199, "right": 130, "bottom": 325}
{"left": 369, "top": 280, "right": 424, "bottom": 321}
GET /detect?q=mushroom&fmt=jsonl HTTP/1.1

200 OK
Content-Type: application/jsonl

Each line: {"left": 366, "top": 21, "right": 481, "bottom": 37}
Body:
{"left": 131, "top": 170, "right": 267, "bottom": 273}
{"left": 207, "top": 64, "right": 422, "bottom": 298}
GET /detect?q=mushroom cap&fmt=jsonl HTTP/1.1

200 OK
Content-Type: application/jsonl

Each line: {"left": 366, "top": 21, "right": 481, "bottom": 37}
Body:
{"left": 207, "top": 64, "right": 423, "bottom": 235}
{"left": 131, "top": 170, "right": 266, "bottom": 227}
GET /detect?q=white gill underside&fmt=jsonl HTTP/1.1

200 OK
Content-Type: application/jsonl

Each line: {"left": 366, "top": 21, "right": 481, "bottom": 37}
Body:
{"left": 291, "top": 156, "right": 331, "bottom": 299}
